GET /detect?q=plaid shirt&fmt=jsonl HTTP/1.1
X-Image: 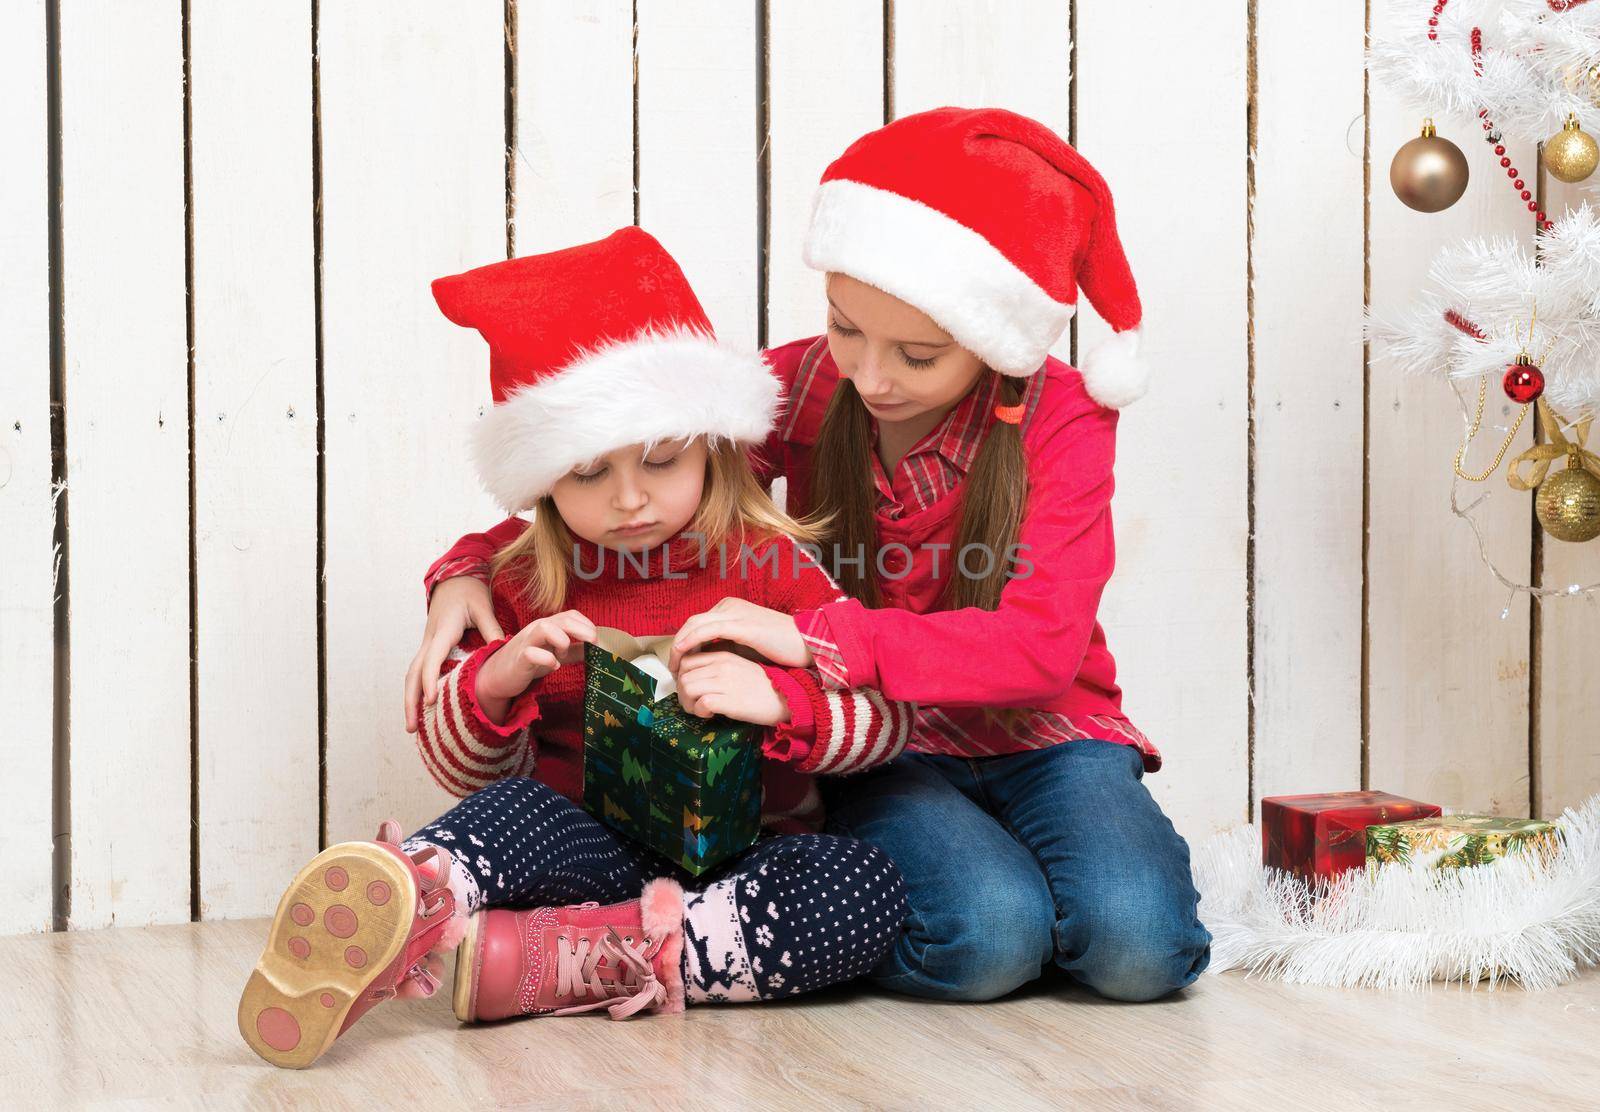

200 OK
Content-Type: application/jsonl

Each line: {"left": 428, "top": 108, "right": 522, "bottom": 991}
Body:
{"left": 868, "top": 370, "right": 1007, "bottom": 520}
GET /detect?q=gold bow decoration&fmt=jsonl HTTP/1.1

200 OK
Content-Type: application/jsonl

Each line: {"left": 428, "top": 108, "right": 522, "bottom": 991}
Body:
{"left": 1507, "top": 400, "right": 1600, "bottom": 491}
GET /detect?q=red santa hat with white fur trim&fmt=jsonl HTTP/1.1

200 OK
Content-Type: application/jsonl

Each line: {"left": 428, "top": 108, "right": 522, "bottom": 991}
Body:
{"left": 432, "top": 227, "right": 779, "bottom": 513}
{"left": 804, "top": 106, "right": 1146, "bottom": 408}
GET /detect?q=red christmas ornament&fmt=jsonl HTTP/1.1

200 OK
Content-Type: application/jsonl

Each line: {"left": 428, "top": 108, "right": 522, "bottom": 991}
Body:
{"left": 1503, "top": 356, "right": 1545, "bottom": 404}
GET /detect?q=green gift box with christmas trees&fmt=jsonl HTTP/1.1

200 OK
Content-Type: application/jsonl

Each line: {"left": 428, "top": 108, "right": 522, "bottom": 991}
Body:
{"left": 1365, "top": 813, "right": 1561, "bottom": 871}
{"left": 581, "top": 628, "right": 763, "bottom": 876}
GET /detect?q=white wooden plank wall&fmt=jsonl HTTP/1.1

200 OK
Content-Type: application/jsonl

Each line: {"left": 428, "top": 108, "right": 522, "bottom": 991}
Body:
{"left": 1076, "top": 1, "right": 1251, "bottom": 836}
{"left": 7, "top": 0, "right": 1599, "bottom": 935}
{"left": 319, "top": 1, "right": 507, "bottom": 843}
{"left": 58, "top": 0, "right": 192, "bottom": 929}
{"left": 513, "top": 0, "right": 635, "bottom": 252}
{"left": 189, "top": 0, "right": 319, "bottom": 920}
{"left": 0, "top": 0, "right": 57, "bottom": 935}
{"left": 1249, "top": 2, "right": 1367, "bottom": 810}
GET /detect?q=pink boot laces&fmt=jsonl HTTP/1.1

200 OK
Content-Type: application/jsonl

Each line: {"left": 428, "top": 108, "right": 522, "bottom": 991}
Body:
{"left": 549, "top": 924, "right": 667, "bottom": 1020}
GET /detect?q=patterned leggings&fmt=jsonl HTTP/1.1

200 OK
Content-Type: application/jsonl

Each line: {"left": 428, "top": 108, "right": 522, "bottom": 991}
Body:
{"left": 402, "top": 776, "right": 908, "bottom": 1004}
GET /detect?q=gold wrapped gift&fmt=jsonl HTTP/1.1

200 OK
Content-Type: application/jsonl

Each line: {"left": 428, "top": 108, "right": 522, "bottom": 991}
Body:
{"left": 1365, "top": 814, "right": 1560, "bottom": 870}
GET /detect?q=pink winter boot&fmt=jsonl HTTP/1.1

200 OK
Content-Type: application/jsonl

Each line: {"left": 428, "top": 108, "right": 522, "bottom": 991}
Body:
{"left": 238, "top": 820, "right": 456, "bottom": 1069}
{"left": 452, "top": 879, "right": 686, "bottom": 1023}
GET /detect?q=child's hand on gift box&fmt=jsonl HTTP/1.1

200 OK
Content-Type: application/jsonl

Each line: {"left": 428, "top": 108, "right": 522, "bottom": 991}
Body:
{"left": 475, "top": 610, "right": 597, "bottom": 724}
{"left": 673, "top": 650, "right": 789, "bottom": 727}
{"left": 668, "top": 598, "right": 813, "bottom": 672}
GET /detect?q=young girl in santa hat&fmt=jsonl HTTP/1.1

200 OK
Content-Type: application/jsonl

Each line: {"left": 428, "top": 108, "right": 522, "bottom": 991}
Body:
{"left": 411, "top": 108, "right": 1212, "bottom": 1006}
{"left": 239, "top": 227, "right": 914, "bottom": 1069}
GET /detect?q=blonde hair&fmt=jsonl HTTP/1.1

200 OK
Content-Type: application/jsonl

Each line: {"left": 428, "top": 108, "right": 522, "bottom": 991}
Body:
{"left": 490, "top": 438, "right": 825, "bottom": 613}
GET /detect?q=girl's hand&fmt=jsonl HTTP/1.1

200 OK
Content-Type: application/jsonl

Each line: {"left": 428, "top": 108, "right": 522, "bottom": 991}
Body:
{"left": 405, "top": 576, "right": 505, "bottom": 733}
{"left": 668, "top": 598, "right": 812, "bottom": 673}
{"left": 674, "top": 651, "right": 789, "bottom": 726}
{"left": 474, "top": 610, "right": 597, "bottom": 724}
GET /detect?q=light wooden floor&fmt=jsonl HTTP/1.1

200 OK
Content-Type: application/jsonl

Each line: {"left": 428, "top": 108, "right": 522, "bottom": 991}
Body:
{"left": 1, "top": 919, "right": 1596, "bottom": 1110}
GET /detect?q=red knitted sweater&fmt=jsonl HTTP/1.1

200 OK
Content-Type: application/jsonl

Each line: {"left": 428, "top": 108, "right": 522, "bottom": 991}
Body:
{"left": 415, "top": 529, "right": 914, "bottom": 830}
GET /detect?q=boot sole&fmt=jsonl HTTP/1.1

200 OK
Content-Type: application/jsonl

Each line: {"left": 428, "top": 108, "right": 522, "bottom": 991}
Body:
{"left": 238, "top": 842, "right": 417, "bottom": 1068}
{"left": 452, "top": 909, "right": 482, "bottom": 1022}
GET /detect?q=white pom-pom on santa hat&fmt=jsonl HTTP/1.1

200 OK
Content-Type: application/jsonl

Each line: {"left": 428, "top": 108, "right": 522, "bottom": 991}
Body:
{"left": 803, "top": 106, "right": 1148, "bottom": 408}
{"left": 1080, "top": 327, "right": 1147, "bottom": 409}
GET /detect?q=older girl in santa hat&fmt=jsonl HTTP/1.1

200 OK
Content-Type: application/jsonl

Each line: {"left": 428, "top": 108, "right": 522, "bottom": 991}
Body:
{"left": 411, "top": 108, "right": 1211, "bottom": 1006}
{"left": 239, "top": 227, "right": 915, "bottom": 1069}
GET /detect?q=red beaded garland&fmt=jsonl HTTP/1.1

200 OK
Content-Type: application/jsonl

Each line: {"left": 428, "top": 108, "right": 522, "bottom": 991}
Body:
{"left": 1428, "top": 0, "right": 1448, "bottom": 40}
{"left": 1418, "top": 6, "right": 1555, "bottom": 230}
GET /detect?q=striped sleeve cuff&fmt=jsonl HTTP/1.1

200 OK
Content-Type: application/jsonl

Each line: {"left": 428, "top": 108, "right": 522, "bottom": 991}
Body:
{"left": 415, "top": 657, "right": 538, "bottom": 798}
{"left": 795, "top": 608, "right": 850, "bottom": 691}
{"left": 795, "top": 687, "right": 914, "bottom": 776}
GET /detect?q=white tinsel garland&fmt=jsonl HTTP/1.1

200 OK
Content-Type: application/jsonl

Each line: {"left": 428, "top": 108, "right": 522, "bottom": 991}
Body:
{"left": 1369, "top": 0, "right": 1600, "bottom": 145}
{"left": 1369, "top": 202, "right": 1600, "bottom": 415}
{"left": 1193, "top": 794, "right": 1600, "bottom": 990}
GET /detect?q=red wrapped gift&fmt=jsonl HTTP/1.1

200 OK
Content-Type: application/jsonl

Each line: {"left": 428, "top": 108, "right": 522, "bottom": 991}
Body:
{"left": 1261, "top": 791, "right": 1441, "bottom": 884}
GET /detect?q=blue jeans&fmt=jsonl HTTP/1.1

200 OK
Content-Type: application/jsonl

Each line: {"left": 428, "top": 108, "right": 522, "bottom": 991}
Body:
{"left": 823, "top": 740, "right": 1211, "bottom": 1002}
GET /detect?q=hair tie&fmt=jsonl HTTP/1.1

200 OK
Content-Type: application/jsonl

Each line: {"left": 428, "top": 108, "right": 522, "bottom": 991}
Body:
{"left": 993, "top": 401, "right": 1026, "bottom": 425}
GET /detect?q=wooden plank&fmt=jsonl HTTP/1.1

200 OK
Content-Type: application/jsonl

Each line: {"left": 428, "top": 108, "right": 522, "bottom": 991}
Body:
{"left": 513, "top": 0, "right": 635, "bottom": 254}
{"left": 1076, "top": 2, "right": 1251, "bottom": 836}
{"left": 320, "top": 2, "right": 507, "bottom": 842}
{"left": 636, "top": 0, "right": 759, "bottom": 346}
{"left": 1249, "top": 3, "right": 1366, "bottom": 809}
{"left": 765, "top": 0, "right": 884, "bottom": 346}
{"left": 58, "top": 1, "right": 192, "bottom": 927}
{"left": 1535, "top": 179, "right": 1600, "bottom": 818}
{"left": 0, "top": 0, "right": 55, "bottom": 935}
{"left": 188, "top": 2, "right": 319, "bottom": 918}
{"left": 1366, "top": 6, "right": 1534, "bottom": 814}
{"left": 890, "top": 0, "right": 1073, "bottom": 360}
{"left": 890, "top": 0, "right": 1070, "bottom": 126}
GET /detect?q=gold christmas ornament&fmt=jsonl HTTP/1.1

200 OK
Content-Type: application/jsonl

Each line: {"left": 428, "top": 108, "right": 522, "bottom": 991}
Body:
{"left": 1544, "top": 113, "right": 1600, "bottom": 183}
{"left": 1536, "top": 462, "right": 1600, "bottom": 542}
{"left": 1390, "top": 119, "right": 1469, "bottom": 212}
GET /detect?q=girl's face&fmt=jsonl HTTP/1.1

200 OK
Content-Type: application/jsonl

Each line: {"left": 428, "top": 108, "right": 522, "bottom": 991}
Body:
{"left": 824, "top": 273, "right": 988, "bottom": 425}
{"left": 549, "top": 437, "right": 709, "bottom": 551}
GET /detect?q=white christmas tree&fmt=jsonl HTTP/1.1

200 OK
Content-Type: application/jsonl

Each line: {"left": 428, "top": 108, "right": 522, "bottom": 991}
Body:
{"left": 1370, "top": 0, "right": 1600, "bottom": 147}
{"left": 1372, "top": 203, "right": 1600, "bottom": 416}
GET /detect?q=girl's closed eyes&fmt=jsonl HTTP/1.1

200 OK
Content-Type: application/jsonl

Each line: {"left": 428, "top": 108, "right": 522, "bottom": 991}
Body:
{"left": 569, "top": 443, "right": 687, "bottom": 483}
{"left": 827, "top": 314, "right": 944, "bottom": 369}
